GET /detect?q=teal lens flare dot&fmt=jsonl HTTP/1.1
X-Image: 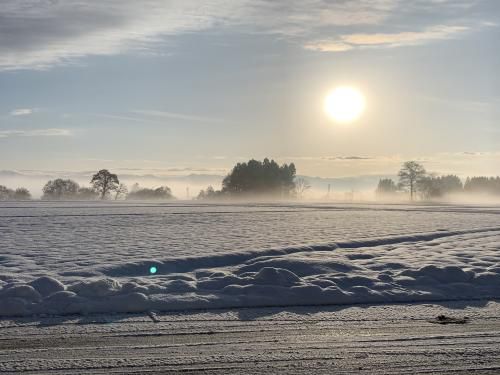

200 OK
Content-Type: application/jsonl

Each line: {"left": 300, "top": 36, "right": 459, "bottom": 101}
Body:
{"left": 149, "top": 266, "right": 157, "bottom": 274}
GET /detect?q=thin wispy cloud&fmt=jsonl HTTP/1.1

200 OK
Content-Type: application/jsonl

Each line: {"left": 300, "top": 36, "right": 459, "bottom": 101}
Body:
{"left": 0, "top": 128, "right": 71, "bottom": 138}
{"left": 91, "top": 110, "right": 221, "bottom": 125}
{"left": 114, "top": 166, "right": 226, "bottom": 173}
{"left": 419, "top": 95, "right": 494, "bottom": 113}
{"left": 133, "top": 110, "right": 223, "bottom": 124}
{"left": 242, "top": 0, "right": 398, "bottom": 36}
{"left": 0, "top": 0, "right": 487, "bottom": 70}
{"left": 305, "top": 25, "right": 470, "bottom": 52}
{"left": 278, "top": 155, "right": 395, "bottom": 162}
{"left": 343, "top": 25, "right": 469, "bottom": 46}
{"left": 10, "top": 108, "right": 35, "bottom": 116}
{"left": 325, "top": 156, "right": 374, "bottom": 161}
{"left": 90, "top": 113, "right": 163, "bottom": 125}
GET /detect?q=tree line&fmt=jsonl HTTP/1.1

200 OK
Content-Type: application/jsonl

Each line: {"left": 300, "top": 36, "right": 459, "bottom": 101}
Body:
{"left": 0, "top": 169, "right": 175, "bottom": 201}
{"left": 0, "top": 186, "right": 31, "bottom": 201}
{"left": 197, "top": 158, "right": 304, "bottom": 200}
{"left": 2, "top": 161, "right": 500, "bottom": 202}
{"left": 377, "top": 161, "right": 500, "bottom": 200}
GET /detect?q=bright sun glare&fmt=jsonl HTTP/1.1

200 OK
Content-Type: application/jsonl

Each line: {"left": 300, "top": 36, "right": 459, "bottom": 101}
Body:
{"left": 324, "top": 87, "right": 366, "bottom": 123}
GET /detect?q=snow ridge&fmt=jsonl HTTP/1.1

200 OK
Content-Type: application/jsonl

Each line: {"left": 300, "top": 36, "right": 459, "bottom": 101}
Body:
{"left": 2, "top": 227, "right": 500, "bottom": 317}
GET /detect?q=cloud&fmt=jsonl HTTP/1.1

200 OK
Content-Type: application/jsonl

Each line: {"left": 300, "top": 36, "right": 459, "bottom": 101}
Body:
{"left": 305, "top": 24, "right": 469, "bottom": 52}
{"left": 115, "top": 167, "right": 226, "bottom": 173}
{"left": 243, "top": 0, "right": 398, "bottom": 36}
{"left": 419, "top": 95, "right": 493, "bottom": 113}
{"left": 279, "top": 155, "right": 382, "bottom": 162}
{"left": 326, "top": 156, "right": 374, "bottom": 160}
{"left": 89, "top": 110, "right": 222, "bottom": 125}
{"left": 0, "top": 0, "right": 242, "bottom": 70}
{"left": 132, "top": 110, "right": 222, "bottom": 124}
{"left": 303, "top": 41, "right": 354, "bottom": 52}
{"left": 343, "top": 25, "right": 469, "bottom": 46}
{"left": 90, "top": 113, "right": 162, "bottom": 124}
{"left": 10, "top": 108, "right": 35, "bottom": 116}
{"left": 0, "top": 0, "right": 482, "bottom": 70}
{"left": 0, "top": 128, "right": 72, "bottom": 138}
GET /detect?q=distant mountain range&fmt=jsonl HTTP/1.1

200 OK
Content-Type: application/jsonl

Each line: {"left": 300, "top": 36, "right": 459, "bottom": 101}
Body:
{"left": 0, "top": 170, "right": 221, "bottom": 182}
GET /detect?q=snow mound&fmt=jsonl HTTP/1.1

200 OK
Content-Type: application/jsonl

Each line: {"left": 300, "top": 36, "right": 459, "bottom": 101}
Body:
{"left": 29, "top": 276, "right": 65, "bottom": 297}
{"left": 69, "top": 278, "right": 122, "bottom": 298}
{"left": 253, "top": 267, "right": 301, "bottom": 286}
{"left": 401, "top": 265, "right": 473, "bottom": 283}
{"left": 2, "top": 227, "right": 500, "bottom": 317}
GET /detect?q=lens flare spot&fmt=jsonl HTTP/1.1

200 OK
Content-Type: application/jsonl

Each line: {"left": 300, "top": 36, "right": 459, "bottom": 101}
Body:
{"left": 149, "top": 266, "right": 158, "bottom": 274}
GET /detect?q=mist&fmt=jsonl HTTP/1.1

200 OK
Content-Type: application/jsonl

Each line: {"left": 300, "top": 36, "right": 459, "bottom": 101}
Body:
{"left": 0, "top": 170, "right": 222, "bottom": 200}
{"left": 4, "top": 168, "right": 500, "bottom": 205}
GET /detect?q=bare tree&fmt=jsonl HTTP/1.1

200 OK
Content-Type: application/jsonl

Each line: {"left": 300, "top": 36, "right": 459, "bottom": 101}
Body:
{"left": 294, "top": 177, "right": 311, "bottom": 199}
{"left": 90, "top": 169, "right": 119, "bottom": 200}
{"left": 398, "top": 161, "right": 426, "bottom": 201}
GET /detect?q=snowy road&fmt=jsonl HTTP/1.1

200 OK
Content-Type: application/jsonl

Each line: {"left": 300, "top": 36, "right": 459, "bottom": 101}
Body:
{"left": 1, "top": 301, "right": 500, "bottom": 374}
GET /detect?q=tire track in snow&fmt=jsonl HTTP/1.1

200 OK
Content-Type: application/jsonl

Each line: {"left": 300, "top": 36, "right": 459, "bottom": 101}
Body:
{"left": 102, "top": 226, "right": 500, "bottom": 276}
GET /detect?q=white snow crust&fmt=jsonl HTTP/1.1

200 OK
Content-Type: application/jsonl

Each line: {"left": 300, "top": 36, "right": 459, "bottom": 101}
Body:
{"left": 1, "top": 202, "right": 500, "bottom": 316}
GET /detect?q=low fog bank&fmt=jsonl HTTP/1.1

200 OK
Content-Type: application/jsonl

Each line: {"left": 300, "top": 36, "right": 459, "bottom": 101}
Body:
{"left": 0, "top": 169, "right": 390, "bottom": 202}
{"left": 0, "top": 170, "right": 223, "bottom": 200}
{"left": 423, "top": 192, "right": 500, "bottom": 205}
{"left": 3, "top": 166, "right": 500, "bottom": 204}
{"left": 366, "top": 192, "right": 500, "bottom": 205}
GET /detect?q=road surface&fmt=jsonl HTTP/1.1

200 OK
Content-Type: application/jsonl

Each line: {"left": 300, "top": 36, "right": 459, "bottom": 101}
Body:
{"left": 1, "top": 301, "right": 500, "bottom": 374}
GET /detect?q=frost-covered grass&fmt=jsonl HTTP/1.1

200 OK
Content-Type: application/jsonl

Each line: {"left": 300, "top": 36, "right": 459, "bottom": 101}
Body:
{"left": 1, "top": 201, "right": 500, "bottom": 316}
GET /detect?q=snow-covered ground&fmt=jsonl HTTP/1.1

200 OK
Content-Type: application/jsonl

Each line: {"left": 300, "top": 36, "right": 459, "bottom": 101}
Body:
{"left": 1, "top": 201, "right": 500, "bottom": 317}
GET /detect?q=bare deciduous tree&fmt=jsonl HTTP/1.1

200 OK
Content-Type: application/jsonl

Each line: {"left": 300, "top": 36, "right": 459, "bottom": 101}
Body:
{"left": 398, "top": 161, "right": 426, "bottom": 201}
{"left": 294, "top": 177, "right": 311, "bottom": 199}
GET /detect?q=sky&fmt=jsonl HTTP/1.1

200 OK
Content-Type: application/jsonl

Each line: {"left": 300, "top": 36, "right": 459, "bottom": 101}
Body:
{"left": 0, "top": 0, "right": 499, "bottom": 183}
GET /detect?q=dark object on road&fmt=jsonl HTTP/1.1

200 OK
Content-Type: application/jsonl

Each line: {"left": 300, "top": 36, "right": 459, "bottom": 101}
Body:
{"left": 429, "top": 314, "right": 469, "bottom": 324}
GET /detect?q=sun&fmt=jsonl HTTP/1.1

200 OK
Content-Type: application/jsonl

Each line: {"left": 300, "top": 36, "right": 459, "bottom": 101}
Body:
{"left": 324, "top": 86, "right": 366, "bottom": 123}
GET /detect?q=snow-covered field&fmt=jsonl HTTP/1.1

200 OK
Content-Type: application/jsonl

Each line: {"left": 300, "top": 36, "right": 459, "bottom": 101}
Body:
{"left": 1, "top": 201, "right": 500, "bottom": 317}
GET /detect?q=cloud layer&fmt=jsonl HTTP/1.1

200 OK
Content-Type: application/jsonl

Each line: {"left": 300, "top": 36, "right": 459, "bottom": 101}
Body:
{"left": 304, "top": 25, "right": 470, "bottom": 52}
{"left": 0, "top": 129, "right": 71, "bottom": 138}
{"left": 0, "top": 0, "right": 484, "bottom": 70}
